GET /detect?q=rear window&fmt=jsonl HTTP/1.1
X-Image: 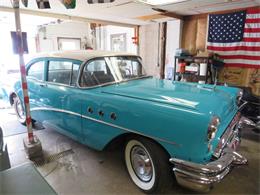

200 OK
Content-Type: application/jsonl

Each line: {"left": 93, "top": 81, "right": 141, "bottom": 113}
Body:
{"left": 48, "top": 60, "right": 80, "bottom": 86}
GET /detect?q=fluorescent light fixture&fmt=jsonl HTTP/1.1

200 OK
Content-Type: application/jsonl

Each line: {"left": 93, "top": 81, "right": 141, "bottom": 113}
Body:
{"left": 137, "top": 0, "right": 188, "bottom": 6}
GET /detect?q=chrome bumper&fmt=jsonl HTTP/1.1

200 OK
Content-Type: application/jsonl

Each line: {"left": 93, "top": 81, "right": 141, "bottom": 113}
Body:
{"left": 169, "top": 116, "right": 251, "bottom": 192}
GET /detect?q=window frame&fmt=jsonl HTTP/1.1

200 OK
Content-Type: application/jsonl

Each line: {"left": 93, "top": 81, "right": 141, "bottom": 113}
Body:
{"left": 26, "top": 59, "right": 46, "bottom": 82}
{"left": 78, "top": 56, "right": 145, "bottom": 89}
{"left": 46, "top": 58, "right": 82, "bottom": 87}
{"left": 78, "top": 57, "right": 118, "bottom": 89}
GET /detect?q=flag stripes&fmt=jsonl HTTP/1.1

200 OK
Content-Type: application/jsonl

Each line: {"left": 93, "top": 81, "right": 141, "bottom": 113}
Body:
{"left": 207, "top": 7, "right": 260, "bottom": 69}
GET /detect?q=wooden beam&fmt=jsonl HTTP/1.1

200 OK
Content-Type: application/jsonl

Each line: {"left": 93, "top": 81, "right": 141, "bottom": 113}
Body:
{"left": 152, "top": 8, "right": 183, "bottom": 20}
{"left": 160, "top": 22, "right": 167, "bottom": 79}
{"left": 136, "top": 14, "right": 167, "bottom": 21}
{"left": 159, "top": 12, "right": 184, "bottom": 20}
{"left": 0, "top": 6, "right": 137, "bottom": 28}
{"left": 184, "top": 6, "right": 259, "bottom": 20}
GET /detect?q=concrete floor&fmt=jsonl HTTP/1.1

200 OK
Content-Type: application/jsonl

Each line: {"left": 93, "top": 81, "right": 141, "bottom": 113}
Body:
{"left": 1, "top": 108, "right": 259, "bottom": 194}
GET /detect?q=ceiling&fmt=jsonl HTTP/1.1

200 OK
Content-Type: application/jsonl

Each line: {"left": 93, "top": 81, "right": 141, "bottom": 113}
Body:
{"left": 0, "top": 0, "right": 258, "bottom": 26}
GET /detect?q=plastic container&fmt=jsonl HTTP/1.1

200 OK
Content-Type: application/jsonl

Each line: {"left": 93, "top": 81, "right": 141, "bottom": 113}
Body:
{"left": 200, "top": 63, "right": 207, "bottom": 76}
{"left": 179, "top": 62, "right": 186, "bottom": 73}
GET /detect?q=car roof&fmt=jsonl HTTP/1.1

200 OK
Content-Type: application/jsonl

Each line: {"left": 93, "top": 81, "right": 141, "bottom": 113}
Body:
{"left": 33, "top": 50, "right": 138, "bottom": 62}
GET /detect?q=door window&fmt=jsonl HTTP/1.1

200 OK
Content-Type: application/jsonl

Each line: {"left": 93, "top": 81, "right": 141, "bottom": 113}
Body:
{"left": 27, "top": 61, "right": 45, "bottom": 81}
{"left": 48, "top": 60, "right": 79, "bottom": 86}
{"left": 80, "top": 59, "right": 115, "bottom": 87}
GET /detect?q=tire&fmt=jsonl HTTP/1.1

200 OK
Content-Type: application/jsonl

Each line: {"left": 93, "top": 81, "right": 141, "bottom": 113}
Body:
{"left": 124, "top": 137, "right": 173, "bottom": 193}
{"left": 13, "top": 97, "right": 26, "bottom": 125}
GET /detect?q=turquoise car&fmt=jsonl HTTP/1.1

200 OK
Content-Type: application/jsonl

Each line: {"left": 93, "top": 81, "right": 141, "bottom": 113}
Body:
{"left": 10, "top": 50, "right": 250, "bottom": 193}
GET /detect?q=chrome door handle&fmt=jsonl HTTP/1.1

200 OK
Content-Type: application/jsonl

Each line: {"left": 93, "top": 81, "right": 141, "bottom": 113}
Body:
{"left": 39, "top": 83, "right": 47, "bottom": 87}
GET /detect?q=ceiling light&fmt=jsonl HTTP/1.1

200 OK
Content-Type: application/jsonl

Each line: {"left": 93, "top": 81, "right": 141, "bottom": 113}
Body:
{"left": 137, "top": 0, "right": 188, "bottom": 6}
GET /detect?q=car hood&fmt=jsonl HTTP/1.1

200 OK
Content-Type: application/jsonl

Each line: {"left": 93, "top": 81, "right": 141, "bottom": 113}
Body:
{"left": 101, "top": 78, "right": 237, "bottom": 117}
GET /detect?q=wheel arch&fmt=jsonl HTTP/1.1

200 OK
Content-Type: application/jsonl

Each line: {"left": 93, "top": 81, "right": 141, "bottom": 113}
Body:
{"left": 103, "top": 132, "right": 171, "bottom": 158}
{"left": 9, "top": 92, "right": 17, "bottom": 106}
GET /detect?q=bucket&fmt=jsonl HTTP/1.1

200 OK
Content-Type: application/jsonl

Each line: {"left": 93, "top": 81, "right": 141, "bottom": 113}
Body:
{"left": 200, "top": 63, "right": 207, "bottom": 76}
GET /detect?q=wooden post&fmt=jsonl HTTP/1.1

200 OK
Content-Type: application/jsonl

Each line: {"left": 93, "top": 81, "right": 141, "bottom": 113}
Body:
{"left": 160, "top": 22, "right": 167, "bottom": 79}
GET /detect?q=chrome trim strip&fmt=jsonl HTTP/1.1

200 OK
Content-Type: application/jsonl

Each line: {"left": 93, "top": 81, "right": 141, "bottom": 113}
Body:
{"left": 30, "top": 107, "right": 180, "bottom": 146}
{"left": 31, "top": 107, "right": 81, "bottom": 117}
{"left": 238, "top": 101, "right": 248, "bottom": 111}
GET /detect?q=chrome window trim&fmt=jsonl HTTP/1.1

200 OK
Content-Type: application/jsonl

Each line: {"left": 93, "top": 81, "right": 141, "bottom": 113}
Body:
{"left": 44, "top": 81, "right": 79, "bottom": 88}
{"left": 46, "top": 59, "right": 81, "bottom": 88}
{"left": 26, "top": 60, "right": 45, "bottom": 82}
{"left": 30, "top": 107, "right": 180, "bottom": 147}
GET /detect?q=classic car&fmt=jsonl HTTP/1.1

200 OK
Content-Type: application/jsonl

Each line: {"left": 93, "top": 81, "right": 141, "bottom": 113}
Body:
{"left": 9, "top": 50, "right": 252, "bottom": 193}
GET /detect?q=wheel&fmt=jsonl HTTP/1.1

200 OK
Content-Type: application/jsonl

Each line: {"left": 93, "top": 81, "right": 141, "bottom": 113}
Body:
{"left": 124, "top": 137, "right": 172, "bottom": 193}
{"left": 13, "top": 97, "right": 26, "bottom": 125}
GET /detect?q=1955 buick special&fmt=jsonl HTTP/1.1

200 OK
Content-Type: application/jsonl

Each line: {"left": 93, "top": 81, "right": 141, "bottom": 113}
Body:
{"left": 9, "top": 50, "right": 251, "bottom": 193}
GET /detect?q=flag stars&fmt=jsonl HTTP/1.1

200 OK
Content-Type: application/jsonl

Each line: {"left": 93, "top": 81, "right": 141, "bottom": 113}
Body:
{"left": 208, "top": 11, "right": 245, "bottom": 43}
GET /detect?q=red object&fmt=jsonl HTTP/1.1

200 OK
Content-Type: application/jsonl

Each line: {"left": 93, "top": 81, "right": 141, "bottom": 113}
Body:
{"left": 178, "top": 62, "right": 186, "bottom": 73}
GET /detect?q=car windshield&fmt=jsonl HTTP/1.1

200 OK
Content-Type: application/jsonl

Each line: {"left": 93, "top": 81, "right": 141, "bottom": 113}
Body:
{"left": 106, "top": 56, "right": 147, "bottom": 81}
{"left": 80, "top": 56, "right": 148, "bottom": 88}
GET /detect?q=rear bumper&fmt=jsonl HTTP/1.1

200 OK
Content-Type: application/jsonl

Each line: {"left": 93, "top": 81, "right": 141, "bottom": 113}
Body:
{"left": 169, "top": 116, "right": 251, "bottom": 192}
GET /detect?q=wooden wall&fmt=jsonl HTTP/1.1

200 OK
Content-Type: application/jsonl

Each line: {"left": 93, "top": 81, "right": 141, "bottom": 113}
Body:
{"left": 181, "top": 15, "right": 208, "bottom": 54}
{"left": 180, "top": 8, "right": 260, "bottom": 96}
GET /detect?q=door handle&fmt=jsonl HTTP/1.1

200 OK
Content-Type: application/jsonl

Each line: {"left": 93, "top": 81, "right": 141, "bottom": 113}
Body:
{"left": 39, "top": 83, "right": 47, "bottom": 87}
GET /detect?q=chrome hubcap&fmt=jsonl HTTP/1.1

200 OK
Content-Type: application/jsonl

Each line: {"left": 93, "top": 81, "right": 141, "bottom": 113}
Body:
{"left": 130, "top": 145, "right": 153, "bottom": 182}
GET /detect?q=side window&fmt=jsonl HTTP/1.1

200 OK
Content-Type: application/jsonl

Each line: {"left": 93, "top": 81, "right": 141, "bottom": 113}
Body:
{"left": 47, "top": 60, "right": 80, "bottom": 86}
{"left": 27, "top": 61, "right": 45, "bottom": 81}
{"left": 80, "top": 59, "right": 115, "bottom": 87}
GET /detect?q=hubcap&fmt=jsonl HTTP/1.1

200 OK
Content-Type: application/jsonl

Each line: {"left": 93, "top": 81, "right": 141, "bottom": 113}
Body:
{"left": 130, "top": 145, "right": 153, "bottom": 182}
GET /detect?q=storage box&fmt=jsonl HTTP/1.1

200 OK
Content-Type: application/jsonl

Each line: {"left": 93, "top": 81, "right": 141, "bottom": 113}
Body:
{"left": 218, "top": 67, "right": 260, "bottom": 96}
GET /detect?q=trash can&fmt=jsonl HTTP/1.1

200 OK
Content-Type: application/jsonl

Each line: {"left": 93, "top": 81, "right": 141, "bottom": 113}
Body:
{"left": 0, "top": 126, "right": 11, "bottom": 171}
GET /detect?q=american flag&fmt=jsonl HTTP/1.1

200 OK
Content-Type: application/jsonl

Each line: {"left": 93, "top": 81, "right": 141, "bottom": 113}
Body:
{"left": 207, "top": 7, "right": 260, "bottom": 69}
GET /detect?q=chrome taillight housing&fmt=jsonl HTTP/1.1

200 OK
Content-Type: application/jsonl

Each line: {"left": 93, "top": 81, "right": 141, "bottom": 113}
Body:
{"left": 236, "top": 89, "right": 243, "bottom": 105}
{"left": 207, "top": 116, "right": 220, "bottom": 141}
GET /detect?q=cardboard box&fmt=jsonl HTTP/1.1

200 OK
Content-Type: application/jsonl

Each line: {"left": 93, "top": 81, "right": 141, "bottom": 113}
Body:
{"left": 219, "top": 67, "right": 260, "bottom": 96}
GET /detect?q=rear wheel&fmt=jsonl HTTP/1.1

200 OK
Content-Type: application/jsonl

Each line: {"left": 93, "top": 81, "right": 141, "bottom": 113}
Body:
{"left": 13, "top": 97, "right": 26, "bottom": 125}
{"left": 124, "top": 137, "right": 172, "bottom": 193}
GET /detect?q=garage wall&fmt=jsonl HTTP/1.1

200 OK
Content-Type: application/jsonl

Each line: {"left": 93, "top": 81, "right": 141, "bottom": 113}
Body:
{"left": 37, "top": 21, "right": 92, "bottom": 52}
{"left": 104, "top": 25, "right": 137, "bottom": 53}
{"left": 181, "top": 15, "right": 208, "bottom": 54}
{"left": 139, "top": 20, "right": 181, "bottom": 78}
{"left": 180, "top": 8, "right": 260, "bottom": 96}
{"left": 94, "top": 25, "right": 137, "bottom": 53}
{"left": 165, "top": 20, "right": 182, "bottom": 79}
{"left": 139, "top": 23, "right": 160, "bottom": 77}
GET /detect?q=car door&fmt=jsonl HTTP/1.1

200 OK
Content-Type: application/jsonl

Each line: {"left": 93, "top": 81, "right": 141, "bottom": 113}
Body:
{"left": 26, "top": 59, "right": 47, "bottom": 121}
{"left": 78, "top": 58, "right": 122, "bottom": 149}
{"left": 40, "top": 58, "right": 82, "bottom": 140}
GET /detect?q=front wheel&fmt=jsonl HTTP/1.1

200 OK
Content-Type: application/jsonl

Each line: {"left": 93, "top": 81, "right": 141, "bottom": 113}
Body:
{"left": 13, "top": 97, "right": 26, "bottom": 125}
{"left": 124, "top": 137, "right": 173, "bottom": 193}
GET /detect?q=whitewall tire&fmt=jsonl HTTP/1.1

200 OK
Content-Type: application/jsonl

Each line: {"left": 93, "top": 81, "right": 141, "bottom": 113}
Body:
{"left": 124, "top": 137, "right": 172, "bottom": 193}
{"left": 13, "top": 97, "right": 26, "bottom": 125}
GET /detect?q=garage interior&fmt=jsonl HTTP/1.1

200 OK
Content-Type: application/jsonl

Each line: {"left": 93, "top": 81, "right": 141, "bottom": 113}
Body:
{"left": 0, "top": 0, "right": 259, "bottom": 194}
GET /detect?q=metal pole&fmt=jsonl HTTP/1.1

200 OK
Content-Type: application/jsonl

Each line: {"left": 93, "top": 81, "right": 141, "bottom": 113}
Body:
{"left": 12, "top": 0, "right": 34, "bottom": 143}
